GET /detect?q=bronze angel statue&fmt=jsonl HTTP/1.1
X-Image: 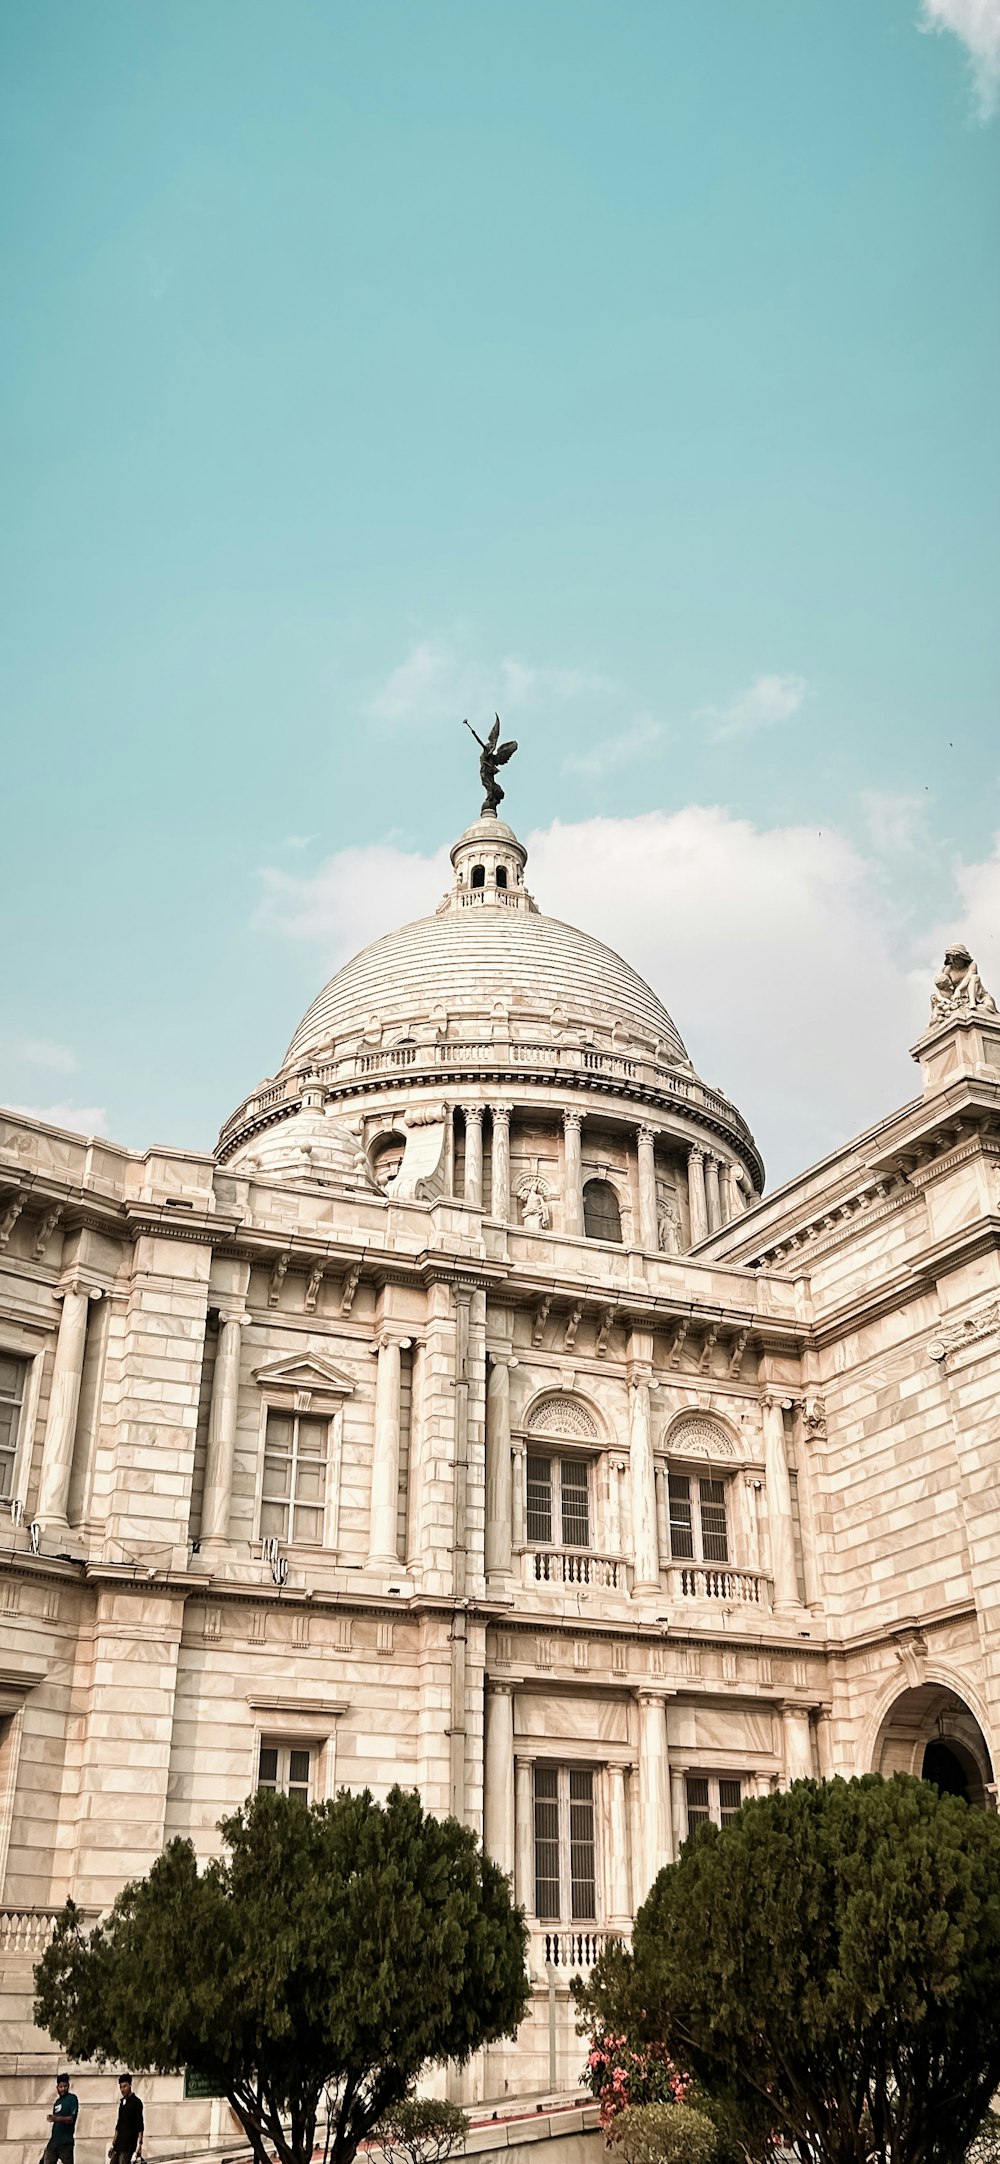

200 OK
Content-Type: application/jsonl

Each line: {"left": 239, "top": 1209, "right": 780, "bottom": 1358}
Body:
{"left": 463, "top": 715, "right": 518, "bottom": 816}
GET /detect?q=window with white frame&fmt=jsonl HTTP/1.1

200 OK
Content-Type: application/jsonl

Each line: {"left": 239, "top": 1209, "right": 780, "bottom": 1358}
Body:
{"left": 257, "top": 1739, "right": 313, "bottom": 1802}
{"left": 668, "top": 1472, "right": 729, "bottom": 1563}
{"left": 260, "top": 1411, "right": 328, "bottom": 1544}
{"left": 533, "top": 1764, "right": 597, "bottom": 1920}
{"left": 0, "top": 1356, "right": 27, "bottom": 1502}
{"left": 685, "top": 1773, "right": 743, "bottom": 1832}
{"left": 526, "top": 1453, "right": 590, "bottom": 1548}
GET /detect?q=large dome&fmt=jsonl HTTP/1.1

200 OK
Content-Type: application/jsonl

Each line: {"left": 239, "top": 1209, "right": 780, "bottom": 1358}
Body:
{"left": 284, "top": 904, "right": 690, "bottom": 1069}
{"left": 217, "top": 809, "right": 762, "bottom": 1195}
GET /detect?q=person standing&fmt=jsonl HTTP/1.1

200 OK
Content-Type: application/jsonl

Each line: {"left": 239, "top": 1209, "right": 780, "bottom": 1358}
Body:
{"left": 42, "top": 2072, "right": 78, "bottom": 2162}
{"left": 108, "top": 2072, "right": 143, "bottom": 2162}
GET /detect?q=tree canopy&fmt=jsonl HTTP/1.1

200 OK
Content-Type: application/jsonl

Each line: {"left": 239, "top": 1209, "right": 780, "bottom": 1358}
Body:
{"left": 578, "top": 1774, "right": 1000, "bottom": 2164}
{"left": 34, "top": 1785, "right": 530, "bottom": 2164}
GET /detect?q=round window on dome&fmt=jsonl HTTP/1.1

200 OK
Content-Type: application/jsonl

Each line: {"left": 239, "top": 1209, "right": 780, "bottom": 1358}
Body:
{"left": 369, "top": 1132, "right": 406, "bottom": 1191}
{"left": 583, "top": 1178, "right": 623, "bottom": 1245}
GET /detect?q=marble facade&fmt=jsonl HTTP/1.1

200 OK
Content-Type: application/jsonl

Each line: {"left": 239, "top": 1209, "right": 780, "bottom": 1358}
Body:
{"left": 2, "top": 807, "right": 1000, "bottom": 2158}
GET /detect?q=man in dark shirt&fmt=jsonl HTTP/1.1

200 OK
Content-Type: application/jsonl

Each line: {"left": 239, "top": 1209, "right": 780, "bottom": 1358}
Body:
{"left": 109, "top": 2072, "right": 143, "bottom": 2161}
{"left": 43, "top": 2072, "right": 78, "bottom": 2161}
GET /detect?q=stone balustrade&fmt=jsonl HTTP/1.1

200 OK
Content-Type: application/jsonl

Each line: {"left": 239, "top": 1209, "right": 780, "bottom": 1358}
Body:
{"left": 537, "top": 1926, "right": 621, "bottom": 1971}
{"left": 523, "top": 1546, "right": 627, "bottom": 1591}
{"left": 0, "top": 1908, "right": 67, "bottom": 1956}
{"left": 216, "top": 1034, "right": 759, "bottom": 1167}
{"left": 668, "top": 1563, "right": 769, "bottom": 1606}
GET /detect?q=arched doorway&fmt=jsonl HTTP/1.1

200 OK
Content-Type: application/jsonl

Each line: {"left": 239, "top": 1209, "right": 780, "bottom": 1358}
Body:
{"left": 874, "top": 1684, "right": 993, "bottom": 1808}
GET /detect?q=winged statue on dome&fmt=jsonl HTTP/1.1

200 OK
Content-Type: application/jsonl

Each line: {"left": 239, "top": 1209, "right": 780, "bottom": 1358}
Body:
{"left": 463, "top": 715, "right": 518, "bottom": 816}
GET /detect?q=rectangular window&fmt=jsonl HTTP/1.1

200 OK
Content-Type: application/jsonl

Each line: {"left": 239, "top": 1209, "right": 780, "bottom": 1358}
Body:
{"left": 526, "top": 1454, "right": 590, "bottom": 1549}
{"left": 685, "top": 1773, "right": 743, "bottom": 1834}
{"left": 699, "top": 1478, "right": 729, "bottom": 1564}
{"left": 533, "top": 1764, "right": 597, "bottom": 1921}
{"left": 668, "top": 1473, "right": 694, "bottom": 1558}
{"left": 260, "top": 1412, "right": 328, "bottom": 1545}
{"left": 0, "top": 1356, "right": 26, "bottom": 1503}
{"left": 668, "top": 1472, "right": 729, "bottom": 1564}
{"left": 257, "top": 1740, "right": 312, "bottom": 1802}
{"left": 526, "top": 1454, "right": 553, "bottom": 1545}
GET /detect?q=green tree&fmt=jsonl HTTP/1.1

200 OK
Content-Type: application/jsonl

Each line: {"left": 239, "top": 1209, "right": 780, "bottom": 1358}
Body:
{"left": 34, "top": 1786, "right": 529, "bottom": 2164}
{"left": 579, "top": 1774, "right": 1000, "bottom": 2164}
{"left": 372, "top": 2094, "right": 470, "bottom": 2164}
{"left": 613, "top": 2102, "right": 719, "bottom": 2164}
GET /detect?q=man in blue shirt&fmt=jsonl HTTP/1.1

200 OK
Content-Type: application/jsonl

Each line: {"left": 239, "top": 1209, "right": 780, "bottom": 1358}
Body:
{"left": 43, "top": 2072, "right": 78, "bottom": 2161}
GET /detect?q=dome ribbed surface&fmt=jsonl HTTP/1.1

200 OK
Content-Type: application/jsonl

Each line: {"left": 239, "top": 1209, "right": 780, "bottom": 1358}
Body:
{"left": 283, "top": 908, "right": 689, "bottom": 1068}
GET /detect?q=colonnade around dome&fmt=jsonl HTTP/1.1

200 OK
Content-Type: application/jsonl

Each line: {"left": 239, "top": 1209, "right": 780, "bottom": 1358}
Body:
{"left": 2, "top": 814, "right": 1000, "bottom": 2157}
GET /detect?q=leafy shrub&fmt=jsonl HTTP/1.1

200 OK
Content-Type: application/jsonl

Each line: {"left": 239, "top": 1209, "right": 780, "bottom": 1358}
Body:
{"left": 611, "top": 2103, "right": 719, "bottom": 2164}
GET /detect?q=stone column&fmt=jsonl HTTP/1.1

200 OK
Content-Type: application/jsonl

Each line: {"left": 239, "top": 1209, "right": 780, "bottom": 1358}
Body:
{"left": 606, "top": 1763, "right": 632, "bottom": 1926}
{"left": 637, "top": 1125, "right": 659, "bottom": 1252}
{"left": 627, "top": 1335, "right": 659, "bottom": 1594}
{"left": 763, "top": 1395, "right": 799, "bottom": 1610}
{"left": 200, "top": 1309, "right": 246, "bottom": 1549}
{"left": 654, "top": 1462, "right": 669, "bottom": 1568}
{"left": 512, "top": 1439, "right": 526, "bottom": 1550}
{"left": 490, "top": 1106, "right": 511, "bottom": 1224}
{"left": 515, "top": 1754, "right": 535, "bottom": 1913}
{"left": 562, "top": 1109, "right": 584, "bottom": 1237}
{"left": 367, "top": 1334, "right": 404, "bottom": 1569}
{"left": 718, "top": 1160, "right": 732, "bottom": 1226}
{"left": 704, "top": 1153, "right": 722, "bottom": 1234}
{"left": 782, "top": 1702, "right": 814, "bottom": 1784}
{"left": 484, "top": 1682, "right": 515, "bottom": 1879}
{"left": 485, "top": 1355, "right": 514, "bottom": 1581}
{"left": 463, "top": 1107, "right": 484, "bottom": 1208}
{"left": 36, "top": 1281, "right": 97, "bottom": 1532}
{"left": 636, "top": 1693, "right": 673, "bottom": 1896}
{"left": 669, "top": 1764, "right": 687, "bottom": 1859}
{"left": 687, "top": 1145, "right": 709, "bottom": 1245}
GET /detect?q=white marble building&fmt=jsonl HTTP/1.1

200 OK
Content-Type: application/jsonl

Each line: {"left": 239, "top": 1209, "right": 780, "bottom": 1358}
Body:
{"left": 2, "top": 805, "right": 1000, "bottom": 2157}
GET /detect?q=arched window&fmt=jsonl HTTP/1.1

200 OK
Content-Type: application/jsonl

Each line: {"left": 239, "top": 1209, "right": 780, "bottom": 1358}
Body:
{"left": 583, "top": 1178, "right": 622, "bottom": 1244}
{"left": 496, "top": 865, "right": 508, "bottom": 889}
{"left": 369, "top": 1131, "right": 406, "bottom": 1190}
{"left": 471, "top": 864, "right": 486, "bottom": 889}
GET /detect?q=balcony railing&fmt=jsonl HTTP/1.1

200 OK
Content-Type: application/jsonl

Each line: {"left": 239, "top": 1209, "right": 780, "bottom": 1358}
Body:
{"left": 1, "top": 1907, "right": 67, "bottom": 1956}
{"left": 525, "top": 1547, "right": 626, "bottom": 1591}
{"left": 669, "top": 1564, "right": 768, "bottom": 1605}
{"left": 538, "top": 1926, "right": 620, "bottom": 1971}
{"left": 217, "top": 1034, "right": 758, "bottom": 1165}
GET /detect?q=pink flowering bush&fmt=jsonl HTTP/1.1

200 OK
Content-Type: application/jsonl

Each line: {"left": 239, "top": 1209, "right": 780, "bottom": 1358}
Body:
{"left": 583, "top": 2029, "right": 690, "bottom": 2134}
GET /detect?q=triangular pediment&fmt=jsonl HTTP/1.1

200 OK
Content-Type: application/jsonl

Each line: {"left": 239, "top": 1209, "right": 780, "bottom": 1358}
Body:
{"left": 252, "top": 1353, "right": 355, "bottom": 1397}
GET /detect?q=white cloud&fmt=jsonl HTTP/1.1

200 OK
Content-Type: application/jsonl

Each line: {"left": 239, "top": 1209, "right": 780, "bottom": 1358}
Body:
{"left": 919, "top": 0, "right": 1000, "bottom": 118}
{"left": 564, "top": 715, "right": 667, "bottom": 780}
{"left": 6, "top": 1037, "right": 78, "bottom": 1073}
{"left": 368, "top": 635, "right": 612, "bottom": 724}
{"left": 6, "top": 1100, "right": 108, "bottom": 1136}
{"left": 911, "top": 831, "right": 1000, "bottom": 1001}
{"left": 859, "top": 790, "right": 929, "bottom": 856}
{"left": 258, "top": 804, "right": 953, "bottom": 1183}
{"left": 697, "top": 672, "right": 808, "bottom": 740}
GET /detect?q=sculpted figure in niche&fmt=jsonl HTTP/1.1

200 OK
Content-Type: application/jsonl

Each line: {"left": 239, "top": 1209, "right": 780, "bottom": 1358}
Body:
{"left": 657, "top": 1197, "right": 680, "bottom": 1254}
{"left": 930, "top": 944, "right": 997, "bottom": 1024}
{"left": 521, "top": 1181, "right": 550, "bottom": 1233}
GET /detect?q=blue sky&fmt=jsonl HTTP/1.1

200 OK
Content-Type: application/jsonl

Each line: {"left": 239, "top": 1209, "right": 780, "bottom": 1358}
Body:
{"left": 2, "top": 0, "right": 998, "bottom": 1182}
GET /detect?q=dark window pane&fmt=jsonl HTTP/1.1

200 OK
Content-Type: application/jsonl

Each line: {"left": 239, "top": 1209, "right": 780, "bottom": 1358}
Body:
{"left": 668, "top": 1473, "right": 694, "bottom": 1559}
{"left": 526, "top": 1454, "right": 553, "bottom": 1544}
{"left": 569, "top": 1770, "right": 596, "bottom": 1919}
{"left": 0, "top": 1357, "right": 25, "bottom": 1399}
{"left": 700, "top": 1478, "right": 729, "bottom": 1563}
{"left": 718, "top": 1778, "right": 742, "bottom": 1827}
{"left": 583, "top": 1179, "right": 622, "bottom": 1245}
{"left": 560, "top": 1459, "right": 590, "bottom": 1548}
{"left": 258, "top": 1746, "right": 279, "bottom": 1788}
{"left": 534, "top": 1766, "right": 560, "bottom": 1918}
{"left": 686, "top": 1775, "right": 710, "bottom": 1827}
